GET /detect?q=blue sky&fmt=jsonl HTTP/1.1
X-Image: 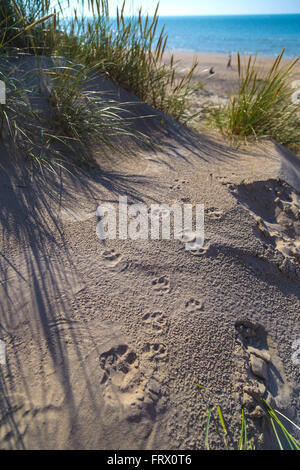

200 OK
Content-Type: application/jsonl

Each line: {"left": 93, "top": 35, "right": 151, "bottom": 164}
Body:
{"left": 105, "top": 0, "right": 300, "bottom": 16}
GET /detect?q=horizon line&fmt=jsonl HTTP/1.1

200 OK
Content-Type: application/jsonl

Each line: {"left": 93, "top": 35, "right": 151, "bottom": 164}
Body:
{"left": 127, "top": 12, "right": 300, "bottom": 17}
{"left": 97, "top": 12, "right": 300, "bottom": 18}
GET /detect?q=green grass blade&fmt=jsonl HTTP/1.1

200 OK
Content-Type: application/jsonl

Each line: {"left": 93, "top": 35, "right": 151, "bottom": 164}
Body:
{"left": 270, "top": 416, "right": 284, "bottom": 450}
{"left": 217, "top": 405, "right": 229, "bottom": 450}
{"left": 205, "top": 407, "right": 213, "bottom": 451}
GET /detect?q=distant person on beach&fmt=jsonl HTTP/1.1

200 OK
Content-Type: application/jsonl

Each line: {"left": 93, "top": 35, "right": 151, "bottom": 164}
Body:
{"left": 227, "top": 54, "right": 232, "bottom": 68}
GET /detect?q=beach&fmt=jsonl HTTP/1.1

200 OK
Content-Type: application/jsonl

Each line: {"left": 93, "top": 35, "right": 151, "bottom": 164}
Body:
{"left": 0, "top": 5, "right": 300, "bottom": 451}
{"left": 0, "top": 54, "right": 300, "bottom": 450}
{"left": 167, "top": 51, "right": 300, "bottom": 95}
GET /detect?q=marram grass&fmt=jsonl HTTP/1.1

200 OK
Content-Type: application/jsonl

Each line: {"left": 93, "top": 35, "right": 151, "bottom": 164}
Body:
{"left": 1, "top": 1, "right": 197, "bottom": 121}
{"left": 43, "top": 62, "right": 147, "bottom": 159}
{"left": 56, "top": 1, "right": 198, "bottom": 121}
{"left": 0, "top": 0, "right": 197, "bottom": 174}
{"left": 202, "top": 400, "right": 300, "bottom": 450}
{"left": 211, "top": 50, "right": 300, "bottom": 155}
{"left": 0, "top": 57, "right": 141, "bottom": 174}
{"left": 197, "top": 383, "right": 299, "bottom": 450}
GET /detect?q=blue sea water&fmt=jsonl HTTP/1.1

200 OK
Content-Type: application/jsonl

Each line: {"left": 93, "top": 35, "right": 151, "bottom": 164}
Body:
{"left": 155, "top": 14, "right": 300, "bottom": 57}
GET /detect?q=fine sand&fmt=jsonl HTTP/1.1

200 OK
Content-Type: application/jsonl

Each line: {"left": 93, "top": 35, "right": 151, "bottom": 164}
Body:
{"left": 168, "top": 51, "right": 300, "bottom": 94}
{"left": 0, "top": 54, "right": 299, "bottom": 450}
{"left": 166, "top": 52, "right": 300, "bottom": 119}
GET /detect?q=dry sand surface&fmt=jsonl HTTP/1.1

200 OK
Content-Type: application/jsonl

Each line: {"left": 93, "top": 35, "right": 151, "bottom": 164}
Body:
{"left": 0, "top": 55, "right": 299, "bottom": 450}
{"left": 169, "top": 51, "right": 300, "bottom": 93}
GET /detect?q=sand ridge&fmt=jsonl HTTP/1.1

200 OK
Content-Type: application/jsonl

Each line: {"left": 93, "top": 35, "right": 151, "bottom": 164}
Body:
{"left": 0, "top": 57, "right": 299, "bottom": 450}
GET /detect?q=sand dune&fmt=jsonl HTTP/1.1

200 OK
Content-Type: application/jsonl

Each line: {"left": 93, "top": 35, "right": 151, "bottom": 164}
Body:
{"left": 0, "top": 56, "right": 299, "bottom": 450}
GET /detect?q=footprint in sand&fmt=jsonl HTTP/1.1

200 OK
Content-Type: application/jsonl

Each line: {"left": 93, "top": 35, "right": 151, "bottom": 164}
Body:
{"left": 234, "top": 319, "right": 293, "bottom": 417}
{"left": 233, "top": 179, "right": 300, "bottom": 270}
{"left": 99, "top": 344, "right": 162, "bottom": 422}
{"left": 102, "top": 249, "right": 128, "bottom": 272}
{"left": 99, "top": 344, "right": 139, "bottom": 385}
{"left": 180, "top": 196, "right": 192, "bottom": 204}
{"left": 176, "top": 230, "right": 210, "bottom": 256}
{"left": 235, "top": 320, "right": 271, "bottom": 368}
{"left": 142, "top": 342, "right": 167, "bottom": 361}
{"left": 188, "top": 240, "right": 210, "bottom": 256}
{"left": 185, "top": 298, "right": 204, "bottom": 314}
{"left": 142, "top": 311, "right": 168, "bottom": 334}
{"left": 170, "top": 179, "right": 188, "bottom": 191}
{"left": 151, "top": 276, "right": 170, "bottom": 295}
{"left": 205, "top": 207, "right": 224, "bottom": 220}
{"left": 216, "top": 175, "right": 229, "bottom": 184}
{"left": 216, "top": 175, "right": 234, "bottom": 186}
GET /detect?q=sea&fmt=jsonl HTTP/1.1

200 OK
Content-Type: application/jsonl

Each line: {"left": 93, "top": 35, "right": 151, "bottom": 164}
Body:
{"left": 155, "top": 14, "right": 300, "bottom": 57}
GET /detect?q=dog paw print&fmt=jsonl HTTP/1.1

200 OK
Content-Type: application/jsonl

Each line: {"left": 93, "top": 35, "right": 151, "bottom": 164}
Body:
{"left": 142, "top": 311, "right": 168, "bottom": 334}
{"left": 170, "top": 179, "right": 188, "bottom": 191}
{"left": 189, "top": 241, "right": 211, "bottom": 256}
{"left": 99, "top": 344, "right": 139, "bottom": 386}
{"left": 102, "top": 249, "right": 128, "bottom": 272}
{"left": 205, "top": 207, "right": 223, "bottom": 220}
{"left": 151, "top": 276, "right": 170, "bottom": 294}
{"left": 185, "top": 298, "right": 204, "bottom": 313}
{"left": 143, "top": 342, "right": 167, "bottom": 361}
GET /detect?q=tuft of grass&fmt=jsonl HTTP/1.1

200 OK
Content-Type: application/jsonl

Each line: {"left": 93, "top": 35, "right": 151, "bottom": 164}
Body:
{"left": 238, "top": 409, "right": 253, "bottom": 450}
{"left": 0, "top": 58, "right": 140, "bottom": 175}
{"left": 56, "top": 1, "right": 198, "bottom": 121}
{"left": 263, "top": 400, "right": 300, "bottom": 451}
{"left": 204, "top": 403, "right": 299, "bottom": 450}
{"left": 210, "top": 50, "right": 300, "bottom": 155}
{"left": 0, "top": 2, "right": 153, "bottom": 174}
{"left": 42, "top": 61, "right": 145, "bottom": 162}
{"left": 0, "top": 0, "right": 57, "bottom": 55}
{"left": 2, "top": 1, "right": 197, "bottom": 122}
{"left": 203, "top": 405, "right": 254, "bottom": 451}
{"left": 198, "top": 386, "right": 299, "bottom": 450}
{"left": 0, "top": 60, "right": 44, "bottom": 165}
{"left": 0, "top": 0, "right": 198, "bottom": 175}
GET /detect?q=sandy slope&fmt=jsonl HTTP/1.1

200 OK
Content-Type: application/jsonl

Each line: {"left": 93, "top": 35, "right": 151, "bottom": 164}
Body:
{"left": 0, "top": 57, "right": 299, "bottom": 450}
